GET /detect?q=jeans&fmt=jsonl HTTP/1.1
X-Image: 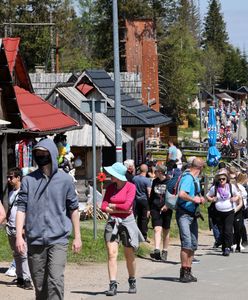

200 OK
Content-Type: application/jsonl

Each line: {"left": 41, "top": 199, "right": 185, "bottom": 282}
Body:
{"left": 8, "top": 234, "right": 31, "bottom": 280}
{"left": 28, "top": 243, "right": 68, "bottom": 300}
{"left": 176, "top": 208, "right": 198, "bottom": 251}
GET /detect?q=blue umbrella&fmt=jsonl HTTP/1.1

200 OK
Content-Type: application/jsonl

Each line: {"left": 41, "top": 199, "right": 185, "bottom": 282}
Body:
{"left": 207, "top": 106, "right": 221, "bottom": 167}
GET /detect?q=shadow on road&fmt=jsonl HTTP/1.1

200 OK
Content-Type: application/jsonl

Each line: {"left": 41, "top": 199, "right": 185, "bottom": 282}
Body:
{"left": 142, "top": 276, "right": 179, "bottom": 282}
{"left": 0, "top": 267, "right": 8, "bottom": 274}
{"left": 70, "top": 290, "right": 128, "bottom": 296}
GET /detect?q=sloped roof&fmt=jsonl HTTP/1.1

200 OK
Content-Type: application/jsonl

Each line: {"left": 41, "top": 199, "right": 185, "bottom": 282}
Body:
{"left": 75, "top": 69, "right": 172, "bottom": 127}
{"left": 237, "top": 86, "right": 248, "bottom": 94}
{"left": 14, "top": 86, "right": 78, "bottom": 132}
{"left": 54, "top": 86, "right": 132, "bottom": 145}
{"left": 216, "top": 93, "right": 234, "bottom": 102}
{"left": 3, "top": 37, "right": 33, "bottom": 92}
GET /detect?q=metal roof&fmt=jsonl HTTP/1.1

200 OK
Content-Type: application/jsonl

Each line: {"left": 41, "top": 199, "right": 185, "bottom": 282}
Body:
{"left": 66, "top": 124, "right": 112, "bottom": 147}
{"left": 75, "top": 69, "right": 172, "bottom": 127}
{"left": 54, "top": 86, "right": 133, "bottom": 145}
{"left": 14, "top": 86, "right": 79, "bottom": 132}
{"left": 2, "top": 37, "right": 19, "bottom": 74}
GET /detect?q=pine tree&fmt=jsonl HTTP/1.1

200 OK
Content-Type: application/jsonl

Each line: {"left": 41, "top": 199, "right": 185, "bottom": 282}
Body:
{"left": 202, "top": 0, "right": 228, "bottom": 53}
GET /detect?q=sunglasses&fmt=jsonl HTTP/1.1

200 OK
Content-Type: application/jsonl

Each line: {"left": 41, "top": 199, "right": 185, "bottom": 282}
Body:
{"left": 7, "top": 175, "right": 14, "bottom": 180}
{"left": 218, "top": 177, "right": 226, "bottom": 182}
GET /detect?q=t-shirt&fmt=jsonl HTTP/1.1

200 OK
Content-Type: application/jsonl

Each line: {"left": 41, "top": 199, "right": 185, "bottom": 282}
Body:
{"left": 132, "top": 175, "right": 151, "bottom": 200}
{"left": 177, "top": 173, "right": 200, "bottom": 213}
{"left": 169, "top": 145, "right": 177, "bottom": 161}
{"left": 237, "top": 184, "right": 247, "bottom": 208}
{"left": 149, "top": 177, "right": 168, "bottom": 209}
{"left": 7, "top": 189, "right": 19, "bottom": 228}
{"left": 207, "top": 184, "right": 239, "bottom": 212}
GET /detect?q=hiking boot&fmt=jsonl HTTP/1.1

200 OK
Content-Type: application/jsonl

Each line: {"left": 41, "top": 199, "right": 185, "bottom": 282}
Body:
{"left": 23, "top": 279, "right": 33, "bottom": 290}
{"left": 223, "top": 248, "right": 230, "bottom": 256}
{"left": 106, "top": 281, "right": 117, "bottom": 296}
{"left": 188, "top": 268, "right": 197, "bottom": 282}
{"left": 128, "top": 277, "right": 137, "bottom": 294}
{"left": 179, "top": 268, "right": 194, "bottom": 283}
{"left": 161, "top": 250, "right": 168, "bottom": 262}
{"left": 150, "top": 249, "right": 161, "bottom": 261}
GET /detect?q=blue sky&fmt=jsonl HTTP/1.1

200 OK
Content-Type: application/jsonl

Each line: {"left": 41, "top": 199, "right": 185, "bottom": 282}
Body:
{"left": 199, "top": 0, "right": 248, "bottom": 52}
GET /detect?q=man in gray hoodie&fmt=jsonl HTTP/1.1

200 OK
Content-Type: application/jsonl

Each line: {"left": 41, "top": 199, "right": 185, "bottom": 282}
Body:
{"left": 15, "top": 138, "right": 82, "bottom": 300}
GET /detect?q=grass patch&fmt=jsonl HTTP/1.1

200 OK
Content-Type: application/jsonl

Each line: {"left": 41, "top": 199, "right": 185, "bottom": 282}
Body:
{"left": 0, "top": 221, "right": 152, "bottom": 263}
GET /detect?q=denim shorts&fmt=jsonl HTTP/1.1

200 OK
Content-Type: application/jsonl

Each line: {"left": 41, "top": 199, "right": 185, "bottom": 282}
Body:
{"left": 176, "top": 209, "right": 198, "bottom": 251}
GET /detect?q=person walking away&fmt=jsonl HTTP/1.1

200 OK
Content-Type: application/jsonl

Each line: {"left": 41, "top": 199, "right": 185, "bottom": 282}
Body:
{"left": 132, "top": 164, "right": 152, "bottom": 242}
{"left": 167, "top": 140, "right": 177, "bottom": 171}
{"left": 176, "top": 158, "right": 205, "bottom": 282}
{"left": 124, "top": 159, "right": 135, "bottom": 182}
{"left": 6, "top": 167, "right": 32, "bottom": 289}
{"left": 148, "top": 164, "right": 171, "bottom": 262}
{"left": 101, "top": 162, "right": 144, "bottom": 296}
{"left": 206, "top": 168, "right": 239, "bottom": 257}
{"left": 16, "top": 138, "right": 82, "bottom": 300}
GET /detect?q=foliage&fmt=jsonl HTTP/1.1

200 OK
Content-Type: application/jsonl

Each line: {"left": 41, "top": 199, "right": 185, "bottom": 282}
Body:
{"left": 158, "top": 0, "right": 204, "bottom": 121}
{"left": 188, "top": 114, "right": 197, "bottom": 127}
{"left": 221, "top": 46, "right": 248, "bottom": 89}
{"left": 202, "top": 0, "right": 228, "bottom": 54}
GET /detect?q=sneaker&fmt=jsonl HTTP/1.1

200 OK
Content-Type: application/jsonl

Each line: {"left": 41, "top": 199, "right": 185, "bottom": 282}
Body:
{"left": 16, "top": 278, "right": 24, "bottom": 287}
{"left": 223, "top": 248, "right": 230, "bottom": 256}
{"left": 240, "top": 243, "right": 245, "bottom": 251}
{"left": 128, "top": 277, "right": 137, "bottom": 294}
{"left": 23, "top": 279, "right": 33, "bottom": 290}
{"left": 150, "top": 249, "right": 161, "bottom": 261}
{"left": 161, "top": 250, "right": 168, "bottom": 262}
{"left": 5, "top": 266, "right": 16, "bottom": 277}
{"left": 231, "top": 244, "right": 237, "bottom": 252}
{"left": 192, "top": 258, "right": 200, "bottom": 264}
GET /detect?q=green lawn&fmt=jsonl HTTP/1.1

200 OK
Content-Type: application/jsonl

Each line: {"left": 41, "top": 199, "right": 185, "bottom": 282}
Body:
{"left": 0, "top": 210, "right": 210, "bottom": 263}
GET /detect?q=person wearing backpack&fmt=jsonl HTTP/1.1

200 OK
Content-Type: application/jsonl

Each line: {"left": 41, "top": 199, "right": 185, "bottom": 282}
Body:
{"left": 206, "top": 168, "right": 240, "bottom": 257}
{"left": 176, "top": 158, "right": 205, "bottom": 283}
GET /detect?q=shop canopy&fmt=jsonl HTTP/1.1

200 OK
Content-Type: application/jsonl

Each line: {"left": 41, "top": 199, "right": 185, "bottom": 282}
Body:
{"left": 14, "top": 86, "right": 79, "bottom": 132}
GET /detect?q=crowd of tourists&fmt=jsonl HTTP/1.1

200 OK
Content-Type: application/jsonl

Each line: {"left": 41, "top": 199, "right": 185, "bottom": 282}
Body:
{"left": 1, "top": 136, "right": 248, "bottom": 299}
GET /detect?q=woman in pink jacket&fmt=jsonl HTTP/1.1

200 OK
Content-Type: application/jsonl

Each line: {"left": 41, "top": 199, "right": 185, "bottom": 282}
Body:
{"left": 101, "top": 162, "right": 144, "bottom": 296}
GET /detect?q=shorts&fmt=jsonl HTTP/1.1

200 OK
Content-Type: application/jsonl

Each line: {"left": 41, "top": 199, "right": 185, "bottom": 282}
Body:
{"left": 176, "top": 208, "right": 198, "bottom": 251}
{"left": 104, "top": 221, "right": 132, "bottom": 247}
{"left": 150, "top": 208, "right": 173, "bottom": 229}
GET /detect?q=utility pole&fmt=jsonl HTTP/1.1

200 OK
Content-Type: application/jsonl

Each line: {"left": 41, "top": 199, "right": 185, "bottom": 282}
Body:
{"left": 112, "top": 0, "right": 123, "bottom": 162}
{"left": 50, "top": 10, "right": 55, "bottom": 73}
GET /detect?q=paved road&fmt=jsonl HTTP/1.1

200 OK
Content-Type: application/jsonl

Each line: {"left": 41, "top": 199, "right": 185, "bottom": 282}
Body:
{"left": 86, "top": 247, "right": 248, "bottom": 300}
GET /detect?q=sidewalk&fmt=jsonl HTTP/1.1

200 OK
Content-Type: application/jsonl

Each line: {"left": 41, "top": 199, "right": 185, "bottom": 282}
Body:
{"left": 0, "top": 230, "right": 214, "bottom": 300}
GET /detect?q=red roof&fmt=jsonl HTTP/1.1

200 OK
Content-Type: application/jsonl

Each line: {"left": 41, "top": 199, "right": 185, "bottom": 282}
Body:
{"left": 77, "top": 83, "right": 94, "bottom": 95}
{"left": 14, "top": 86, "right": 78, "bottom": 131}
{"left": 3, "top": 37, "right": 20, "bottom": 74}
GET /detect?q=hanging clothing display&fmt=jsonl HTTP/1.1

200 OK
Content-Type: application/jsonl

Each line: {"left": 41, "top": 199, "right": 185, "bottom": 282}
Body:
{"left": 15, "top": 140, "right": 34, "bottom": 168}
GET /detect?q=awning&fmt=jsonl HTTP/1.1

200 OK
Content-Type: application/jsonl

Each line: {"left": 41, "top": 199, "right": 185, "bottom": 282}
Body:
{"left": 14, "top": 86, "right": 79, "bottom": 132}
{"left": 216, "top": 93, "right": 234, "bottom": 102}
